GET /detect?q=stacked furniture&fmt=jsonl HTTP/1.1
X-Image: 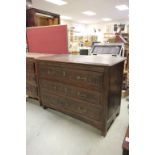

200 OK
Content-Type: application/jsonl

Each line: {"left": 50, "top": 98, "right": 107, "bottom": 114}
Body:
{"left": 36, "top": 54, "right": 125, "bottom": 136}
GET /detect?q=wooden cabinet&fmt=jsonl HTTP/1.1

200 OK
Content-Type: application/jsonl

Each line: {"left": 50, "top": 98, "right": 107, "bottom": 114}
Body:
{"left": 26, "top": 53, "right": 55, "bottom": 99}
{"left": 36, "top": 55, "right": 125, "bottom": 136}
{"left": 26, "top": 57, "right": 38, "bottom": 99}
{"left": 26, "top": 8, "right": 60, "bottom": 27}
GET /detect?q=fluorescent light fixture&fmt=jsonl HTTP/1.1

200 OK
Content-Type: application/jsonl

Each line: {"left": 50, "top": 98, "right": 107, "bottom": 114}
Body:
{"left": 61, "top": 15, "right": 72, "bottom": 20}
{"left": 102, "top": 18, "right": 112, "bottom": 21}
{"left": 45, "top": 0, "right": 67, "bottom": 6}
{"left": 82, "top": 11, "right": 96, "bottom": 16}
{"left": 115, "top": 5, "right": 129, "bottom": 11}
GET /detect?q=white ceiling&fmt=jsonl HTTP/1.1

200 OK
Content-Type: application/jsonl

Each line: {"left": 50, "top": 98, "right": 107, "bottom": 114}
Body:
{"left": 32, "top": 0, "right": 129, "bottom": 24}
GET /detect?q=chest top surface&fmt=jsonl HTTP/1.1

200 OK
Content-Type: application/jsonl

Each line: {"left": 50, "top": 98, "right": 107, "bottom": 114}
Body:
{"left": 26, "top": 53, "right": 55, "bottom": 59}
{"left": 37, "top": 54, "right": 125, "bottom": 66}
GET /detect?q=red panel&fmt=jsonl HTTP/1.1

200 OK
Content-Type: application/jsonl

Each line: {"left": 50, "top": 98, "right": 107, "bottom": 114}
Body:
{"left": 26, "top": 25, "right": 68, "bottom": 54}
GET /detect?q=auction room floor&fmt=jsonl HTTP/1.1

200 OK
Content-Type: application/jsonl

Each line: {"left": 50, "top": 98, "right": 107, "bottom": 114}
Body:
{"left": 26, "top": 98, "right": 129, "bottom": 155}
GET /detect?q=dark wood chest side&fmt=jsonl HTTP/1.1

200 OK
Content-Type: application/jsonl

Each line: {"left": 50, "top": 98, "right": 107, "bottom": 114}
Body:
{"left": 26, "top": 57, "right": 38, "bottom": 99}
{"left": 36, "top": 59, "right": 124, "bottom": 136}
{"left": 106, "top": 62, "right": 124, "bottom": 130}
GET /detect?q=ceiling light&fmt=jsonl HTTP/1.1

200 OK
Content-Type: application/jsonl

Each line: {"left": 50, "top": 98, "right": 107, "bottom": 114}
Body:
{"left": 102, "top": 18, "right": 112, "bottom": 21}
{"left": 115, "top": 5, "right": 129, "bottom": 11}
{"left": 61, "top": 16, "right": 72, "bottom": 20}
{"left": 45, "top": 0, "right": 67, "bottom": 6}
{"left": 82, "top": 11, "right": 96, "bottom": 16}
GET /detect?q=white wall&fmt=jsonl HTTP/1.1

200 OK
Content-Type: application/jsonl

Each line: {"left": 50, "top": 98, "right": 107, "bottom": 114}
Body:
{"left": 61, "top": 20, "right": 88, "bottom": 36}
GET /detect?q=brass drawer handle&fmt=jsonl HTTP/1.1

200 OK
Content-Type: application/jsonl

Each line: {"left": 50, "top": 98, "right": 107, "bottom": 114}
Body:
{"left": 64, "top": 87, "right": 68, "bottom": 93}
{"left": 78, "top": 107, "right": 87, "bottom": 113}
{"left": 62, "top": 71, "right": 66, "bottom": 77}
{"left": 53, "top": 86, "right": 57, "bottom": 90}
{"left": 76, "top": 76, "right": 87, "bottom": 81}
{"left": 65, "top": 102, "right": 69, "bottom": 106}
{"left": 77, "top": 92, "right": 87, "bottom": 98}
{"left": 47, "top": 70, "right": 54, "bottom": 74}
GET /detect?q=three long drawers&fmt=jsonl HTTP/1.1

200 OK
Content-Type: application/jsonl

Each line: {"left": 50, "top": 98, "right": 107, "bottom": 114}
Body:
{"left": 36, "top": 55, "right": 125, "bottom": 136}
{"left": 37, "top": 63, "right": 104, "bottom": 129}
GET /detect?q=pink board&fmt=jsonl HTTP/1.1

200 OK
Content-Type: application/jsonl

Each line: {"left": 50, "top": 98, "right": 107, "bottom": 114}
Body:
{"left": 26, "top": 25, "right": 68, "bottom": 54}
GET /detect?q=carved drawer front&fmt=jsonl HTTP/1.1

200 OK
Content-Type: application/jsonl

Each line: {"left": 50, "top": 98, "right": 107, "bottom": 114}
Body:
{"left": 41, "top": 93, "right": 102, "bottom": 121}
{"left": 39, "top": 79, "right": 101, "bottom": 105}
{"left": 26, "top": 84, "right": 38, "bottom": 98}
{"left": 38, "top": 64, "right": 103, "bottom": 90}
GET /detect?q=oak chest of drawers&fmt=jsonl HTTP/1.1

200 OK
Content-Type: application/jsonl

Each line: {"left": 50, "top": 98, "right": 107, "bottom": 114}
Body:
{"left": 36, "top": 54, "right": 125, "bottom": 136}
